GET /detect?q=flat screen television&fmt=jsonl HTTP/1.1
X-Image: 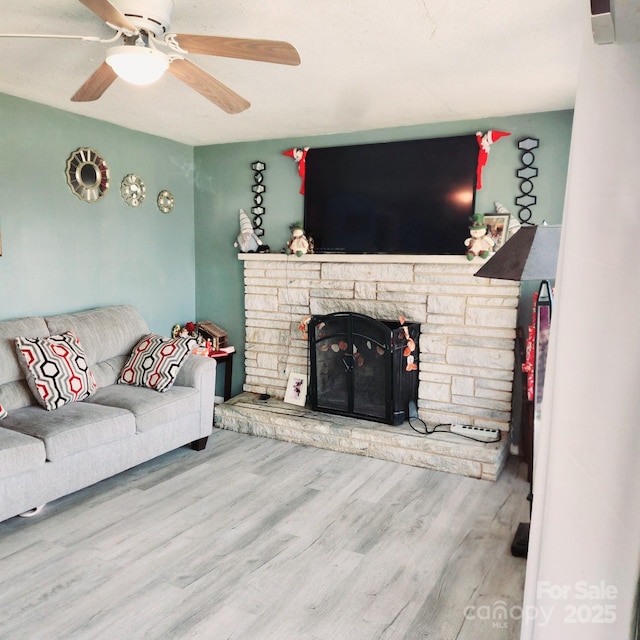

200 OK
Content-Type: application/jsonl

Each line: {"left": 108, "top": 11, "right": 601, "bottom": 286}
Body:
{"left": 303, "top": 134, "right": 478, "bottom": 255}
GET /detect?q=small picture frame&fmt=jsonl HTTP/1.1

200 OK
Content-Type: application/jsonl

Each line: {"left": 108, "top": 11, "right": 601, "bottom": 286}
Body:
{"left": 484, "top": 213, "right": 511, "bottom": 252}
{"left": 284, "top": 371, "right": 308, "bottom": 406}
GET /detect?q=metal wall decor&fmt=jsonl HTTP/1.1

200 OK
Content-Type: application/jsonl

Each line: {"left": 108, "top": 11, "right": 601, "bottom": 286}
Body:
{"left": 157, "top": 189, "right": 174, "bottom": 214}
{"left": 65, "top": 147, "right": 110, "bottom": 202}
{"left": 251, "top": 161, "right": 266, "bottom": 237}
{"left": 515, "top": 137, "right": 539, "bottom": 224}
{"left": 120, "top": 174, "right": 146, "bottom": 207}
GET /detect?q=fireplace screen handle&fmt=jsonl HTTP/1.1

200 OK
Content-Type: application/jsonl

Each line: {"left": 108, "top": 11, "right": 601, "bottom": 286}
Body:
{"left": 342, "top": 354, "right": 354, "bottom": 371}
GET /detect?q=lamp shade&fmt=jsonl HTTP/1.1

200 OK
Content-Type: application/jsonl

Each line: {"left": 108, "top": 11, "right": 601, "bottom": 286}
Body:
{"left": 474, "top": 225, "right": 561, "bottom": 281}
{"left": 106, "top": 46, "right": 169, "bottom": 86}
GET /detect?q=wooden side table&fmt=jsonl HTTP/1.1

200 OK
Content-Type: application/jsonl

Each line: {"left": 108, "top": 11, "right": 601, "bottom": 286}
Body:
{"left": 210, "top": 350, "right": 234, "bottom": 401}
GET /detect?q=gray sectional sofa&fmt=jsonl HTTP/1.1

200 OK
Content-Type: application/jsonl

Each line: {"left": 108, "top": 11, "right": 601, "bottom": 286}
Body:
{"left": 0, "top": 305, "right": 217, "bottom": 523}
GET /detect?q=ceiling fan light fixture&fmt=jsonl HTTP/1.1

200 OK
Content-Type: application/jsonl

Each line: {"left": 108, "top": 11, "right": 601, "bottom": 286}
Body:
{"left": 106, "top": 46, "right": 169, "bottom": 85}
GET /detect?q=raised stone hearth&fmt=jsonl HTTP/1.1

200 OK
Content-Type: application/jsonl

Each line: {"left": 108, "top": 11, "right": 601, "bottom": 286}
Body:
{"left": 220, "top": 253, "right": 520, "bottom": 480}
{"left": 215, "top": 392, "right": 510, "bottom": 481}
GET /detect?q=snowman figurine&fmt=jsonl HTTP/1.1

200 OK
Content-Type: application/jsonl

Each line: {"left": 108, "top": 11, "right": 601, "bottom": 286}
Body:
{"left": 286, "top": 223, "right": 310, "bottom": 257}
{"left": 464, "top": 213, "right": 495, "bottom": 260}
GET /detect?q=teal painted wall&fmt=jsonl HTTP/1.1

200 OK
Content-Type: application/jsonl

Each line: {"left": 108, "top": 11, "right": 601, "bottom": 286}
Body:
{"left": 0, "top": 94, "right": 196, "bottom": 335}
{"left": 0, "top": 94, "right": 571, "bottom": 401}
{"left": 194, "top": 110, "right": 573, "bottom": 397}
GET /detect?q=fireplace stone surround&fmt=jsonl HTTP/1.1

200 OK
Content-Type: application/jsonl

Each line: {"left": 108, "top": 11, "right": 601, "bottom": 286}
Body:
{"left": 215, "top": 253, "right": 520, "bottom": 480}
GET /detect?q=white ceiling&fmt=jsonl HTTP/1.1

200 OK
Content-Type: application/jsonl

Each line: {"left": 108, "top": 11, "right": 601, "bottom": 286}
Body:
{"left": 0, "top": 0, "right": 587, "bottom": 146}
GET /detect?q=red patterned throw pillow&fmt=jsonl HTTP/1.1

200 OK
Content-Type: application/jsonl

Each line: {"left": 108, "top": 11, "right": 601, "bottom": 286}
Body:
{"left": 15, "top": 332, "right": 97, "bottom": 411}
{"left": 0, "top": 404, "right": 6, "bottom": 420}
{"left": 118, "top": 334, "right": 194, "bottom": 393}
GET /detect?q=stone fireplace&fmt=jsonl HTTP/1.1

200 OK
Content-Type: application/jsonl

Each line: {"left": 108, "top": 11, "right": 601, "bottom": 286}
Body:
{"left": 215, "top": 253, "right": 520, "bottom": 480}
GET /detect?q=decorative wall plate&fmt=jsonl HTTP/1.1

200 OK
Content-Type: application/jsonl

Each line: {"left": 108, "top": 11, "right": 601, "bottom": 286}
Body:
{"left": 120, "top": 174, "right": 146, "bottom": 207}
{"left": 65, "top": 148, "right": 110, "bottom": 202}
{"left": 157, "top": 189, "right": 174, "bottom": 214}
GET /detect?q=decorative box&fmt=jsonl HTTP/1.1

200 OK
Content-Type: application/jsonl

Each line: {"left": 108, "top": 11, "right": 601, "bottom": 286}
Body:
{"left": 197, "top": 321, "right": 227, "bottom": 351}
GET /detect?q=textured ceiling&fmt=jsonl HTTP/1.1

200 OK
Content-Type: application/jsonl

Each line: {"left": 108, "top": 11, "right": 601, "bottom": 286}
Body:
{"left": 0, "top": 0, "right": 586, "bottom": 146}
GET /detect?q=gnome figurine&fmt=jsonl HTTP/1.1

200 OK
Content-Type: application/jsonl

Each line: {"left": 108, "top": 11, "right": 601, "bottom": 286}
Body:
{"left": 233, "top": 209, "right": 262, "bottom": 253}
{"left": 464, "top": 213, "right": 494, "bottom": 260}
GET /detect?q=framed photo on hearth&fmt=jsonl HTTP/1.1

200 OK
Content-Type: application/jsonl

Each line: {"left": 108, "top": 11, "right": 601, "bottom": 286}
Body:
{"left": 484, "top": 213, "right": 511, "bottom": 252}
{"left": 284, "top": 371, "right": 308, "bottom": 406}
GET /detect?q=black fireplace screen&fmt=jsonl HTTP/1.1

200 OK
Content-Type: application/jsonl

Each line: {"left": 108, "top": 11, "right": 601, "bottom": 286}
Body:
{"left": 309, "top": 312, "right": 419, "bottom": 425}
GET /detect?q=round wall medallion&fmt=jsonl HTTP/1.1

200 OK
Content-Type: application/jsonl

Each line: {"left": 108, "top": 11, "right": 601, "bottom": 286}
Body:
{"left": 65, "top": 148, "right": 110, "bottom": 202}
{"left": 120, "top": 174, "right": 146, "bottom": 207}
{"left": 157, "top": 189, "right": 174, "bottom": 214}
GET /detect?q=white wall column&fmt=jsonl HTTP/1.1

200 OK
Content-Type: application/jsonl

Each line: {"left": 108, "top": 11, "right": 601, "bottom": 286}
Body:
{"left": 521, "top": 11, "right": 640, "bottom": 640}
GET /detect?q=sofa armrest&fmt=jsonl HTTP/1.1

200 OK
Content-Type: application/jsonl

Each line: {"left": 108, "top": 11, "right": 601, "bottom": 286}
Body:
{"left": 175, "top": 354, "right": 217, "bottom": 437}
{"left": 175, "top": 354, "right": 217, "bottom": 389}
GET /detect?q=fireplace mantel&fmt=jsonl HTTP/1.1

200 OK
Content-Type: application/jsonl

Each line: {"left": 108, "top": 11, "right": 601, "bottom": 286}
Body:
{"left": 239, "top": 252, "right": 479, "bottom": 265}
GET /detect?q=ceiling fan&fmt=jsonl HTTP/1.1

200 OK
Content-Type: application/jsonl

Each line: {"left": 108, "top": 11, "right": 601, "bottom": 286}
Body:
{"left": 1, "top": 0, "right": 301, "bottom": 114}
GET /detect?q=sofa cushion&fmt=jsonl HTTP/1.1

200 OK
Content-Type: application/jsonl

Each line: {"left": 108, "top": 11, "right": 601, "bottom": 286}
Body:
{"left": 0, "top": 315, "right": 50, "bottom": 412}
{"left": 45, "top": 305, "right": 149, "bottom": 370}
{"left": 91, "top": 355, "right": 129, "bottom": 388}
{"left": 15, "top": 332, "right": 97, "bottom": 411}
{"left": 88, "top": 384, "right": 200, "bottom": 432}
{"left": 117, "top": 334, "right": 195, "bottom": 393}
{"left": 0, "top": 380, "right": 39, "bottom": 415}
{"left": 0, "top": 427, "right": 46, "bottom": 479}
{"left": 0, "top": 402, "right": 135, "bottom": 461}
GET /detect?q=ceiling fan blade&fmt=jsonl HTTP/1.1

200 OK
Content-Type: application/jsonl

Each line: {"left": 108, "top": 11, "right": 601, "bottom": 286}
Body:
{"left": 71, "top": 61, "right": 118, "bottom": 102}
{"left": 167, "top": 58, "right": 250, "bottom": 114}
{"left": 171, "top": 34, "right": 300, "bottom": 66}
{"left": 78, "top": 0, "right": 138, "bottom": 34}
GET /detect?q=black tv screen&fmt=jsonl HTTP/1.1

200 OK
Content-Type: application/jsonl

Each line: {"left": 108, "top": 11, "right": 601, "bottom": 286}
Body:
{"left": 303, "top": 135, "right": 478, "bottom": 255}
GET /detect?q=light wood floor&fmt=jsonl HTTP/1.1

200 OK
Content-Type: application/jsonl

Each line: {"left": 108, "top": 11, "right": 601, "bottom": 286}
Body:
{"left": 0, "top": 429, "right": 529, "bottom": 640}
